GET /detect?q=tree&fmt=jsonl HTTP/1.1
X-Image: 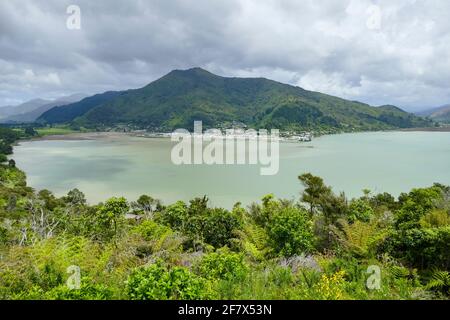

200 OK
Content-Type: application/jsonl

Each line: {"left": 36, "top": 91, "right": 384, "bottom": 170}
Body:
{"left": 249, "top": 194, "right": 293, "bottom": 228}
{"left": 131, "top": 194, "right": 160, "bottom": 218}
{"left": 156, "top": 201, "right": 188, "bottom": 231}
{"left": 64, "top": 188, "right": 86, "bottom": 206}
{"left": 95, "top": 197, "right": 129, "bottom": 242}
{"left": 24, "top": 127, "right": 38, "bottom": 137}
{"left": 381, "top": 226, "right": 450, "bottom": 269}
{"left": 200, "top": 208, "right": 242, "bottom": 248}
{"left": 347, "top": 198, "right": 374, "bottom": 223}
{"left": 396, "top": 186, "right": 442, "bottom": 229}
{"left": 8, "top": 159, "right": 15, "bottom": 167}
{"left": 156, "top": 197, "right": 242, "bottom": 249}
{"left": 317, "top": 191, "right": 348, "bottom": 225}
{"left": 0, "top": 143, "right": 12, "bottom": 155}
{"left": 370, "top": 192, "right": 397, "bottom": 210}
{"left": 24, "top": 199, "right": 60, "bottom": 242}
{"left": 37, "top": 189, "right": 62, "bottom": 211}
{"left": 266, "top": 206, "right": 314, "bottom": 257}
{"left": 0, "top": 127, "right": 19, "bottom": 144}
{"left": 298, "top": 173, "right": 332, "bottom": 215}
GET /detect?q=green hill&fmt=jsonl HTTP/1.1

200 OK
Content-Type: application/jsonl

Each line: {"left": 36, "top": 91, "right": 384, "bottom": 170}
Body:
{"left": 38, "top": 68, "right": 434, "bottom": 131}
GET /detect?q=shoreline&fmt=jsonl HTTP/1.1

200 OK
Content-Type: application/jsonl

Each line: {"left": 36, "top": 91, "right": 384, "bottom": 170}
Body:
{"left": 18, "top": 126, "right": 450, "bottom": 143}
{"left": 22, "top": 131, "right": 131, "bottom": 142}
{"left": 396, "top": 126, "right": 450, "bottom": 132}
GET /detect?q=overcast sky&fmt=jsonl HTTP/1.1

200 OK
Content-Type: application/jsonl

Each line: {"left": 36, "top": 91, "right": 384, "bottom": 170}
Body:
{"left": 1, "top": 0, "right": 449, "bottom": 111}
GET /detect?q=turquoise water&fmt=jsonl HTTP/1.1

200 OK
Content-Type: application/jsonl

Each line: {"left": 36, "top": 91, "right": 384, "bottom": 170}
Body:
{"left": 12, "top": 131, "right": 450, "bottom": 208}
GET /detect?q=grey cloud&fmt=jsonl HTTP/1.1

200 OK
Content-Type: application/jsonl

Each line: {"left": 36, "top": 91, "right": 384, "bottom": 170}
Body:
{"left": 1, "top": 0, "right": 450, "bottom": 111}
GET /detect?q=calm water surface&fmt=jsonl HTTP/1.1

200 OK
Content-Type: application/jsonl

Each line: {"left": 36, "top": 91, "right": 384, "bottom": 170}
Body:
{"left": 13, "top": 131, "right": 450, "bottom": 208}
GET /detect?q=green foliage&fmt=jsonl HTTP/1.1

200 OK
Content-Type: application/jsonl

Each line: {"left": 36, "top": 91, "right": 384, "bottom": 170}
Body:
{"left": 266, "top": 206, "right": 314, "bottom": 257}
{"left": 419, "top": 209, "right": 450, "bottom": 228}
{"left": 426, "top": 270, "right": 450, "bottom": 295}
{"left": 396, "top": 186, "right": 443, "bottom": 229}
{"left": 339, "top": 220, "right": 380, "bottom": 257}
{"left": 156, "top": 197, "right": 242, "bottom": 249}
{"left": 131, "top": 194, "right": 160, "bottom": 217}
{"left": 380, "top": 226, "right": 450, "bottom": 269}
{"left": 133, "top": 220, "right": 173, "bottom": 241}
{"left": 63, "top": 188, "right": 86, "bottom": 206}
{"left": 13, "top": 278, "right": 113, "bottom": 300}
{"left": 196, "top": 248, "right": 248, "bottom": 281}
{"left": 298, "top": 173, "right": 332, "bottom": 215}
{"left": 156, "top": 200, "right": 188, "bottom": 230}
{"left": 0, "top": 154, "right": 7, "bottom": 163}
{"left": 94, "top": 197, "right": 129, "bottom": 242}
{"left": 348, "top": 198, "right": 374, "bottom": 223}
{"left": 370, "top": 192, "right": 397, "bottom": 210}
{"left": 126, "top": 262, "right": 212, "bottom": 300}
{"left": 24, "top": 127, "right": 38, "bottom": 137}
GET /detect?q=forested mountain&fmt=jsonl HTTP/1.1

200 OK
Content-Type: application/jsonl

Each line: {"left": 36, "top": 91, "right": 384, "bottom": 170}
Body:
{"left": 38, "top": 68, "right": 433, "bottom": 131}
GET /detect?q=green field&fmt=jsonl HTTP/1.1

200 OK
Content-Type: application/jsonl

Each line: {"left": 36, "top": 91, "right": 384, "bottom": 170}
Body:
{"left": 35, "top": 127, "right": 80, "bottom": 136}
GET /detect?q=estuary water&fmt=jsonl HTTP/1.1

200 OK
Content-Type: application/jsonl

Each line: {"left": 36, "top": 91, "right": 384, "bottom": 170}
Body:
{"left": 12, "top": 131, "right": 450, "bottom": 208}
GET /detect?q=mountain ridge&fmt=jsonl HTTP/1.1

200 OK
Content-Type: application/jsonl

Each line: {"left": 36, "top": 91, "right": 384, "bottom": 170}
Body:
{"left": 0, "top": 94, "right": 87, "bottom": 123}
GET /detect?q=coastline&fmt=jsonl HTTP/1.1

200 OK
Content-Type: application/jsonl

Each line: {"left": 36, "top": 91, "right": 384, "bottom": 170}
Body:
{"left": 21, "top": 131, "right": 131, "bottom": 142}
{"left": 397, "top": 126, "right": 450, "bottom": 132}
{"left": 17, "top": 125, "right": 450, "bottom": 144}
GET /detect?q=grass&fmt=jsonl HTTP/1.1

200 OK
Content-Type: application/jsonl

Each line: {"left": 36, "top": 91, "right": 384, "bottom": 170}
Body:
{"left": 36, "top": 127, "right": 79, "bottom": 136}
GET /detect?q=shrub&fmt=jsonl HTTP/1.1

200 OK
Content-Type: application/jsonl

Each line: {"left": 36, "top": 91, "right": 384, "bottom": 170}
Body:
{"left": 315, "top": 270, "right": 347, "bottom": 300}
{"left": 157, "top": 198, "right": 242, "bottom": 249}
{"left": 196, "top": 248, "right": 248, "bottom": 281}
{"left": 266, "top": 206, "right": 314, "bottom": 257}
{"left": 396, "top": 187, "right": 443, "bottom": 229}
{"left": 29, "top": 277, "right": 113, "bottom": 300}
{"left": 347, "top": 198, "right": 374, "bottom": 223}
{"left": 380, "top": 226, "right": 450, "bottom": 269}
{"left": 133, "top": 220, "right": 173, "bottom": 241}
{"left": 127, "top": 262, "right": 212, "bottom": 300}
{"left": 419, "top": 209, "right": 450, "bottom": 228}
{"left": 156, "top": 201, "right": 187, "bottom": 230}
{"left": 199, "top": 208, "right": 242, "bottom": 248}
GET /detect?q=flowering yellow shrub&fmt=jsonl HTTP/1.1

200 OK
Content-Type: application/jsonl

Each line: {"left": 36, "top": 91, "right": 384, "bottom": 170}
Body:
{"left": 316, "top": 270, "right": 346, "bottom": 300}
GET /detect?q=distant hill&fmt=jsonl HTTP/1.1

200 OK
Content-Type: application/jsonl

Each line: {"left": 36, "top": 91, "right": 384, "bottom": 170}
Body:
{"left": 0, "top": 94, "right": 87, "bottom": 123}
{"left": 38, "top": 68, "right": 434, "bottom": 131}
{"left": 0, "top": 99, "right": 51, "bottom": 119}
{"left": 417, "top": 104, "right": 450, "bottom": 123}
{"left": 37, "top": 91, "right": 124, "bottom": 124}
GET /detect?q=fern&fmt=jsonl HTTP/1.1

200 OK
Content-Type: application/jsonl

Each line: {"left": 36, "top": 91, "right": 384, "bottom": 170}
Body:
{"left": 426, "top": 270, "right": 450, "bottom": 294}
{"left": 340, "top": 220, "right": 378, "bottom": 257}
{"left": 235, "top": 224, "right": 268, "bottom": 260}
{"left": 390, "top": 266, "right": 410, "bottom": 279}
